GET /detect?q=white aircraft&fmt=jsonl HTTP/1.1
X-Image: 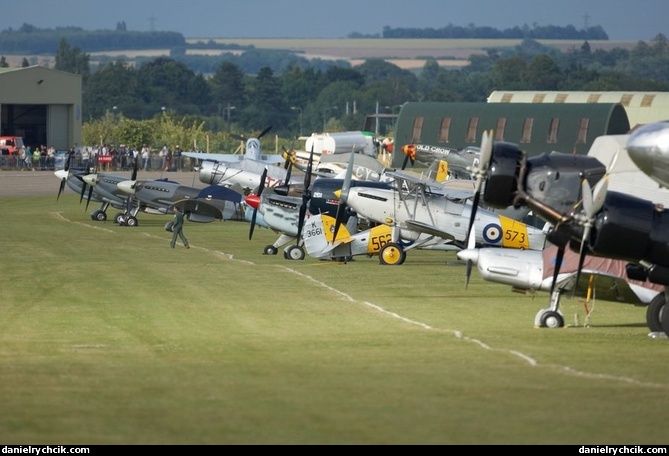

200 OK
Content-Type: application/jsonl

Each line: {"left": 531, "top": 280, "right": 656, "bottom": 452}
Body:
{"left": 456, "top": 123, "right": 669, "bottom": 337}
{"left": 182, "top": 126, "right": 298, "bottom": 192}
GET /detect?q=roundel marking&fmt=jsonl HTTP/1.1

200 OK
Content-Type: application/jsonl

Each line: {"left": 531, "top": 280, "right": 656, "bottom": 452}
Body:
{"left": 482, "top": 223, "right": 502, "bottom": 244}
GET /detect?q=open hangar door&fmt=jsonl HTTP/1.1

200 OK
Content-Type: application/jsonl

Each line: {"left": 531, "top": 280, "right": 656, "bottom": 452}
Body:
{"left": 1, "top": 103, "right": 47, "bottom": 149}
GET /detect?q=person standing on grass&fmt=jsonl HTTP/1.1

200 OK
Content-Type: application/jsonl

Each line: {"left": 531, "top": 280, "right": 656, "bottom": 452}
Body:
{"left": 170, "top": 205, "right": 190, "bottom": 249}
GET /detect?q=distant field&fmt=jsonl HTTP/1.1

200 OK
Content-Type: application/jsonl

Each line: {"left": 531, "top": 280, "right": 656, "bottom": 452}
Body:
{"left": 11, "top": 38, "right": 639, "bottom": 70}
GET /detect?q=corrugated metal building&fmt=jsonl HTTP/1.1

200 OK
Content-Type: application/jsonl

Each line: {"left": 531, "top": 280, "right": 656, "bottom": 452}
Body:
{"left": 391, "top": 101, "right": 630, "bottom": 167}
{"left": 487, "top": 91, "right": 669, "bottom": 129}
{"left": 0, "top": 66, "right": 82, "bottom": 150}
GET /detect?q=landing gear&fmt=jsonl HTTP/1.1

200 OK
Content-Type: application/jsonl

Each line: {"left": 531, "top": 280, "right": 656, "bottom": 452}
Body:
{"left": 536, "top": 309, "right": 565, "bottom": 328}
{"left": 119, "top": 215, "right": 138, "bottom": 227}
{"left": 284, "top": 245, "right": 305, "bottom": 260}
{"left": 91, "top": 210, "right": 107, "bottom": 222}
{"left": 379, "top": 242, "right": 406, "bottom": 265}
{"left": 114, "top": 212, "right": 126, "bottom": 224}
{"left": 534, "top": 289, "right": 565, "bottom": 328}
{"left": 646, "top": 293, "right": 666, "bottom": 333}
{"left": 263, "top": 245, "right": 278, "bottom": 255}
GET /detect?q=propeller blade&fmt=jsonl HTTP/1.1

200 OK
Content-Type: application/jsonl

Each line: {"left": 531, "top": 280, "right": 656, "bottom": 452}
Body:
{"left": 57, "top": 179, "right": 66, "bottom": 200}
{"left": 464, "top": 223, "right": 476, "bottom": 288}
{"left": 465, "top": 130, "right": 493, "bottom": 246}
{"left": 230, "top": 133, "right": 245, "bottom": 142}
{"left": 549, "top": 246, "right": 566, "bottom": 297}
{"left": 295, "top": 146, "right": 315, "bottom": 243}
{"left": 85, "top": 184, "right": 93, "bottom": 210}
{"left": 248, "top": 168, "right": 268, "bottom": 241}
{"left": 257, "top": 126, "right": 272, "bottom": 139}
{"left": 332, "top": 150, "right": 355, "bottom": 242}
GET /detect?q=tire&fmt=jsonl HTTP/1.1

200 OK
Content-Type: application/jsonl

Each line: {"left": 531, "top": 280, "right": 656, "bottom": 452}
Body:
{"left": 285, "top": 245, "right": 305, "bottom": 260}
{"left": 539, "top": 310, "right": 564, "bottom": 328}
{"left": 125, "top": 216, "right": 138, "bottom": 227}
{"left": 93, "top": 210, "right": 107, "bottom": 222}
{"left": 379, "top": 242, "right": 406, "bottom": 265}
{"left": 645, "top": 293, "right": 666, "bottom": 333}
{"left": 263, "top": 245, "right": 278, "bottom": 255}
{"left": 114, "top": 212, "right": 125, "bottom": 224}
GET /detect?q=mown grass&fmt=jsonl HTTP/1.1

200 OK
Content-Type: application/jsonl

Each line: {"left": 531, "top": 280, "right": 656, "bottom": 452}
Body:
{"left": 1, "top": 195, "right": 668, "bottom": 444}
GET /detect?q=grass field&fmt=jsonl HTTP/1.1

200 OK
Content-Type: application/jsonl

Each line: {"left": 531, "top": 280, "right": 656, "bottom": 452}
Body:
{"left": 1, "top": 194, "right": 668, "bottom": 444}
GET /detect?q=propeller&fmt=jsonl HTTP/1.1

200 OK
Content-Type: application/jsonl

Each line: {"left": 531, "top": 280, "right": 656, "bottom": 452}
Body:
{"left": 231, "top": 126, "right": 273, "bottom": 143}
{"left": 401, "top": 144, "right": 416, "bottom": 170}
{"left": 56, "top": 151, "right": 73, "bottom": 200}
{"left": 295, "top": 146, "right": 315, "bottom": 244}
{"left": 464, "top": 222, "right": 476, "bottom": 288}
{"left": 80, "top": 154, "right": 99, "bottom": 208}
{"left": 464, "top": 130, "right": 493, "bottom": 248}
{"left": 122, "top": 156, "right": 140, "bottom": 219}
{"left": 572, "top": 176, "right": 608, "bottom": 293}
{"left": 332, "top": 149, "right": 355, "bottom": 242}
{"left": 247, "top": 167, "right": 268, "bottom": 241}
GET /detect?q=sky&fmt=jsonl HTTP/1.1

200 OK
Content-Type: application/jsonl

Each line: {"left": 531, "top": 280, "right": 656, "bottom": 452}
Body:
{"left": 6, "top": 0, "right": 668, "bottom": 41}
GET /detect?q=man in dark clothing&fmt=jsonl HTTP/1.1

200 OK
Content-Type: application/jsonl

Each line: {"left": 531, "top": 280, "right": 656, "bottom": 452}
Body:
{"left": 170, "top": 205, "right": 190, "bottom": 249}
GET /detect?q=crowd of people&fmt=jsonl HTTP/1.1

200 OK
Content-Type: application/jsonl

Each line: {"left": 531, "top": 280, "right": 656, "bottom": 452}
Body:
{"left": 2, "top": 143, "right": 199, "bottom": 172}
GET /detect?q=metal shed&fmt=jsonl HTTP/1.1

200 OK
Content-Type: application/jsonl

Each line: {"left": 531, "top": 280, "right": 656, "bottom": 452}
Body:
{"left": 391, "top": 101, "right": 630, "bottom": 167}
{"left": 0, "top": 66, "right": 82, "bottom": 151}
{"left": 487, "top": 91, "right": 669, "bottom": 129}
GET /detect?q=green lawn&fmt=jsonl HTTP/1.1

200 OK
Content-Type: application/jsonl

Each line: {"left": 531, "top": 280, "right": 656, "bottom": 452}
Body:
{"left": 1, "top": 195, "right": 667, "bottom": 444}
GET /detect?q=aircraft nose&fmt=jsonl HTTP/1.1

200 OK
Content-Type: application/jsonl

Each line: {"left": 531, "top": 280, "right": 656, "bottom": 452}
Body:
{"left": 82, "top": 174, "right": 97, "bottom": 186}
{"left": 117, "top": 180, "right": 136, "bottom": 194}
{"left": 54, "top": 169, "right": 68, "bottom": 180}
{"left": 456, "top": 248, "right": 479, "bottom": 265}
{"left": 245, "top": 194, "right": 260, "bottom": 209}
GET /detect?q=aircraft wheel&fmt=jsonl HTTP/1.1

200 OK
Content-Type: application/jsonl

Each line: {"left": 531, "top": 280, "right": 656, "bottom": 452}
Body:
{"left": 114, "top": 212, "right": 125, "bottom": 224}
{"left": 285, "top": 245, "right": 305, "bottom": 261}
{"left": 92, "top": 210, "right": 107, "bottom": 222}
{"left": 263, "top": 245, "right": 278, "bottom": 255}
{"left": 646, "top": 293, "right": 666, "bottom": 333}
{"left": 125, "top": 216, "right": 138, "bottom": 227}
{"left": 379, "top": 243, "right": 406, "bottom": 265}
{"left": 660, "top": 299, "right": 669, "bottom": 338}
{"left": 538, "top": 310, "right": 564, "bottom": 328}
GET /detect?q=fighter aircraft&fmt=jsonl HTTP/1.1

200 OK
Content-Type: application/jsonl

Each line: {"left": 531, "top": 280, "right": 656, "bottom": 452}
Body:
{"left": 182, "top": 126, "right": 297, "bottom": 192}
{"left": 116, "top": 178, "right": 244, "bottom": 225}
{"left": 457, "top": 124, "right": 669, "bottom": 337}
{"left": 55, "top": 157, "right": 131, "bottom": 222}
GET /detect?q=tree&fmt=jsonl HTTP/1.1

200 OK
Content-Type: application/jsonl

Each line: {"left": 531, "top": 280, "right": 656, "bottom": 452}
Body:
{"left": 209, "top": 61, "right": 247, "bottom": 122}
{"left": 54, "top": 38, "right": 90, "bottom": 81}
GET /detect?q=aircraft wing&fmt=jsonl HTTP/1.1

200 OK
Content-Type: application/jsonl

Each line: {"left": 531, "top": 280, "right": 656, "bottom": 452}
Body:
{"left": 404, "top": 219, "right": 456, "bottom": 241}
{"left": 196, "top": 184, "right": 243, "bottom": 203}
{"left": 182, "top": 152, "right": 244, "bottom": 163}
{"left": 183, "top": 152, "right": 285, "bottom": 165}
{"left": 385, "top": 170, "right": 475, "bottom": 200}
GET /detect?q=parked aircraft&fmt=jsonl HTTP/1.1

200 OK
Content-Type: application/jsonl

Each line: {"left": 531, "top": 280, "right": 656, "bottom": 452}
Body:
{"left": 301, "top": 213, "right": 392, "bottom": 262}
{"left": 116, "top": 179, "right": 244, "bottom": 225}
{"left": 458, "top": 123, "right": 669, "bottom": 337}
{"left": 335, "top": 163, "right": 547, "bottom": 265}
{"left": 400, "top": 142, "right": 480, "bottom": 180}
{"left": 182, "top": 126, "right": 297, "bottom": 192}
{"left": 245, "top": 150, "right": 394, "bottom": 259}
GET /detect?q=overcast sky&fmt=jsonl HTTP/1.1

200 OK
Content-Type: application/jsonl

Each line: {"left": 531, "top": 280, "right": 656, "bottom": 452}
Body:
{"left": 6, "top": 0, "right": 667, "bottom": 41}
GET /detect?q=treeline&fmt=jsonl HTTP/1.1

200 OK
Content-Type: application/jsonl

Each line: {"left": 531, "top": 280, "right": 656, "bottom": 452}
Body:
{"left": 66, "top": 33, "right": 669, "bottom": 153}
{"left": 0, "top": 23, "right": 185, "bottom": 53}
{"left": 376, "top": 24, "right": 609, "bottom": 40}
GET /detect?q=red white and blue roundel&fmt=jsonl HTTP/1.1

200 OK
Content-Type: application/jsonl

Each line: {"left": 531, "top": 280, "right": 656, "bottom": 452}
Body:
{"left": 482, "top": 223, "right": 502, "bottom": 244}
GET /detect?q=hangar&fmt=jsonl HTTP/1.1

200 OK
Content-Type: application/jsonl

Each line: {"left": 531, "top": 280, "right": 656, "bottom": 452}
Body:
{"left": 487, "top": 91, "right": 669, "bottom": 129}
{"left": 0, "top": 66, "right": 82, "bottom": 151}
{"left": 390, "top": 101, "right": 630, "bottom": 168}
